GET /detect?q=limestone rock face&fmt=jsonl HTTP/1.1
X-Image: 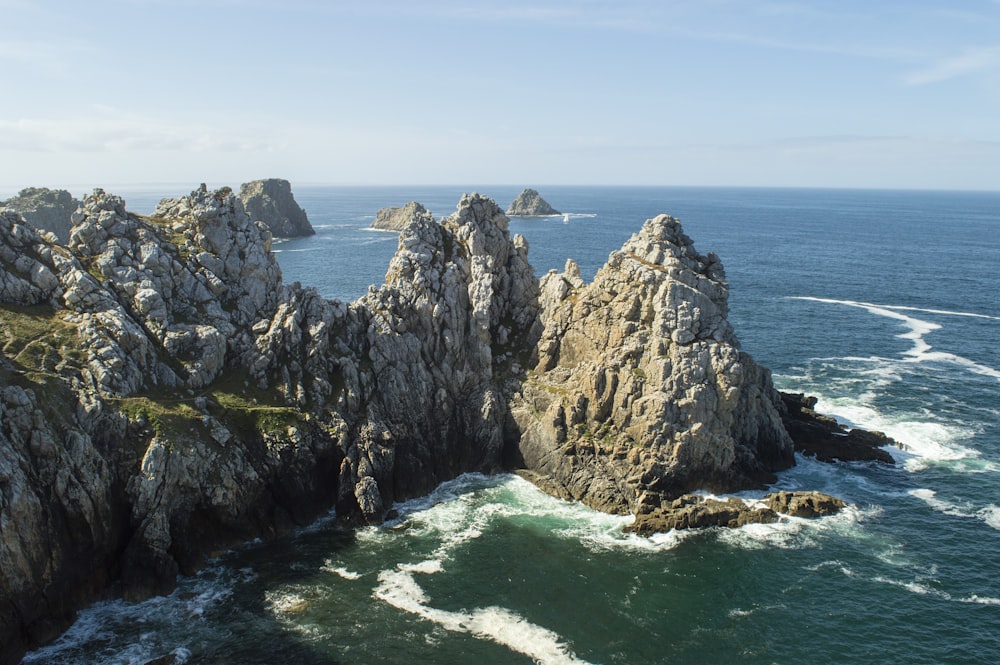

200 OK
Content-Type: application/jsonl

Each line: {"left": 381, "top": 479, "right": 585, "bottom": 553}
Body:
{"left": 506, "top": 188, "right": 560, "bottom": 216}
{"left": 237, "top": 178, "right": 314, "bottom": 238}
{"left": 371, "top": 201, "right": 434, "bottom": 231}
{"left": 0, "top": 187, "right": 80, "bottom": 243}
{"left": 508, "top": 214, "right": 795, "bottom": 515}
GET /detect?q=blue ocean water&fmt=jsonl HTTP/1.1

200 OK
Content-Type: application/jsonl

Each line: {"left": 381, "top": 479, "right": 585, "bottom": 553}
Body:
{"left": 25, "top": 186, "right": 1000, "bottom": 664}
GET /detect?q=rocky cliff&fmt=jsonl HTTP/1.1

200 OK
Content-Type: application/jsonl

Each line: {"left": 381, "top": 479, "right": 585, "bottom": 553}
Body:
{"left": 237, "top": 178, "right": 314, "bottom": 237}
{"left": 507, "top": 215, "right": 793, "bottom": 514}
{"left": 0, "top": 189, "right": 890, "bottom": 664}
{"left": 371, "top": 201, "right": 434, "bottom": 231}
{"left": 506, "top": 188, "right": 560, "bottom": 216}
{"left": 0, "top": 187, "right": 81, "bottom": 243}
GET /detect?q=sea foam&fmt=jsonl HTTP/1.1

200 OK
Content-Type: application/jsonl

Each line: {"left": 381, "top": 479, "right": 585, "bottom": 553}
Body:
{"left": 373, "top": 568, "right": 593, "bottom": 664}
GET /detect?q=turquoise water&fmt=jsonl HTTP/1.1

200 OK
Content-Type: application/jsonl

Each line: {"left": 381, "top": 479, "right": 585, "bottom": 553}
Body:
{"left": 25, "top": 187, "right": 1000, "bottom": 664}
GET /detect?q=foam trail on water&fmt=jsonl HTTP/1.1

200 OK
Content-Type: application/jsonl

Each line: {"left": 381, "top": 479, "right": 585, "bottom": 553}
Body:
{"left": 374, "top": 569, "right": 593, "bottom": 664}
{"left": 908, "top": 489, "right": 1000, "bottom": 532}
{"left": 790, "top": 297, "right": 1000, "bottom": 380}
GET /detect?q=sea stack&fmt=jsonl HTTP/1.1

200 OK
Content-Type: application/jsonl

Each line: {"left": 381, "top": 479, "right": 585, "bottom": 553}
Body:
{"left": 237, "top": 178, "right": 314, "bottom": 237}
{"left": 0, "top": 187, "right": 80, "bottom": 243}
{"left": 506, "top": 188, "right": 560, "bottom": 216}
{"left": 371, "top": 201, "right": 434, "bottom": 231}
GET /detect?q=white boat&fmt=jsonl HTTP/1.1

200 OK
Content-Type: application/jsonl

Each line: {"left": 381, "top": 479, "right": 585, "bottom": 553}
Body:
{"left": 563, "top": 213, "right": 570, "bottom": 224}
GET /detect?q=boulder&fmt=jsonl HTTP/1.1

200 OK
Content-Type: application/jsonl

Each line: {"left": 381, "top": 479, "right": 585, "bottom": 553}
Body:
{"left": 506, "top": 188, "right": 560, "bottom": 216}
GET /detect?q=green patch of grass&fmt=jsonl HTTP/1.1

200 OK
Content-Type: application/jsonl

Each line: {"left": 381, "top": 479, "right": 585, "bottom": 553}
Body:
{"left": 203, "top": 369, "right": 304, "bottom": 438}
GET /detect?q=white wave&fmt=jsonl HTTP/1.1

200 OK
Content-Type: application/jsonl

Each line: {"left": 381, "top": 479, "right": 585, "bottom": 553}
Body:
{"left": 909, "top": 489, "right": 1000, "bottom": 532}
{"left": 400, "top": 559, "right": 444, "bottom": 574}
{"left": 977, "top": 504, "right": 1000, "bottom": 531}
{"left": 265, "top": 589, "right": 311, "bottom": 615}
{"left": 807, "top": 392, "right": 984, "bottom": 473}
{"left": 872, "top": 574, "right": 1000, "bottom": 608}
{"left": 790, "top": 296, "right": 1000, "bottom": 380}
{"left": 321, "top": 561, "right": 362, "bottom": 580}
{"left": 717, "top": 503, "right": 872, "bottom": 551}
{"left": 961, "top": 595, "right": 1000, "bottom": 606}
{"left": 374, "top": 568, "right": 593, "bottom": 664}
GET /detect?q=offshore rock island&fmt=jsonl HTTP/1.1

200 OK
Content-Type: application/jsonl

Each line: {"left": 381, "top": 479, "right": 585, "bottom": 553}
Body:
{"left": 0, "top": 186, "right": 893, "bottom": 663}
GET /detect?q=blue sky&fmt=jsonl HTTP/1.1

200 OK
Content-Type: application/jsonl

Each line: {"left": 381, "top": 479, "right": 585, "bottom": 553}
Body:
{"left": 2, "top": 0, "right": 1000, "bottom": 193}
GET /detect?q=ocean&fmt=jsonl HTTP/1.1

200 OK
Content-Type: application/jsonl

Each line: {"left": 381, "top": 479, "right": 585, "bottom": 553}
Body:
{"left": 23, "top": 186, "right": 1000, "bottom": 664}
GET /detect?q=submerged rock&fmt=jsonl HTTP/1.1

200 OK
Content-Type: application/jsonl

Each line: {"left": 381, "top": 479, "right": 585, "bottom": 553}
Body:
{"left": 237, "top": 178, "right": 314, "bottom": 237}
{"left": 371, "top": 201, "right": 434, "bottom": 231}
{"left": 0, "top": 187, "right": 80, "bottom": 243}
{"left": 506, "top": 188, "right": 560, "bottom": 216}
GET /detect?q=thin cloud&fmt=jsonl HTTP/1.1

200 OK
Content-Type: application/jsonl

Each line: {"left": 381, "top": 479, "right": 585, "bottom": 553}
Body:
{"left": 0, "top": 111, "right": 286, "bottom": 154}
{"left": 904, "top": 45, "right": 1000, "bottom": 85}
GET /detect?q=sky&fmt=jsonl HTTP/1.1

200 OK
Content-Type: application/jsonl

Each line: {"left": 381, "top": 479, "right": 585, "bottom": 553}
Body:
{"left": 2, "top": 0, "right": 1000, "bottom": 193}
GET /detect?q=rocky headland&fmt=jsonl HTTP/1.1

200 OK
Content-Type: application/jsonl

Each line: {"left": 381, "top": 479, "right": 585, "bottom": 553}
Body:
{"left": 0, "top": 187, "right": 895, "bottom": 664}
{"left": 506, "top": 188, "right": 560, "bottom": 216}
{"left": 371, "top": 201, "right": 434, "bottom": 231}
{"left": 237, "top": 178, "right": 314, "bottom": 237}
{"left": 0, "top": 187, "right": 81, "bottom": 244}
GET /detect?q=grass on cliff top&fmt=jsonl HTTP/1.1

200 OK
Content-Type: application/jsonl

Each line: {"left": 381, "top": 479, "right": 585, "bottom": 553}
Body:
{"left": 204, "top": 370, "right": 304, "bottom": 438}
{"left": 0, "top": 304, "right": 86, "bottom": 427}
{"left": 113, "top": 369, "right": 304, "bottom": 443}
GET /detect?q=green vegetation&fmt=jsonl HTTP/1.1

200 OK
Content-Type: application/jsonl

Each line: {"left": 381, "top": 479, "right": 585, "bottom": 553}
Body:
{"left": 205, "top": 370, "right": 303, "bottom": 438}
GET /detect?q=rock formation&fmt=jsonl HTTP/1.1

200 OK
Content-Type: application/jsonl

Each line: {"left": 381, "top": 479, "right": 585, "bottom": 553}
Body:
{"left": 0, "top": 189, "right": 894, "bottom": 664}
{"left": 506, "top": 216, "right": 795, "bottom": 516}
{"left": 626, "top": 490, "right": 846, "bottom": 535}
{"left": 506, "top": 188, "right": 560, "bottom": 216}
{"left": 237, "top": 178, "right": 314, "bottom": 237}
{"left": 780, "top": 392, "right": 897, "bottom": 463}
{"left": 371, "top": 201, "right": 434, "bottom": 231}
{"left": 0, "top": 187, "right": 81, "bottom": 243}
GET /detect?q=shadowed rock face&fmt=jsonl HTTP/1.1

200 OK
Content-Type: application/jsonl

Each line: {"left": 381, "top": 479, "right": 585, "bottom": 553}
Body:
{"left": 0, "top": 187, "right": 80, "bottom": 243}
{"left": 237, "top": 178, "right": 314, "bottom": 237}
{"left": 506, "top": 188, "right": 560, "bottom": 216}
{"left": 0, "top": 188, "right": 882, "bottom": 664}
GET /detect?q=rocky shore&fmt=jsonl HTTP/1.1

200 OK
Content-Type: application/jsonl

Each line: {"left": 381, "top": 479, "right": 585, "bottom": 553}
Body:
{"left": 0, "top": 187, "right": 896, "bottom": 664}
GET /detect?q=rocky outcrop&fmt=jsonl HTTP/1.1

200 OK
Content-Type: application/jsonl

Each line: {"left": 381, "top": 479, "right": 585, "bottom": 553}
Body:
{"left": 626, "top": 490, "right": 846, "bottom": 535}
{"left": 506, "top": 215, "right": 794, "bottom": 515}
{"left": 0, "top": 187, "right": 80, "bottom": 243}
{"left": 237, "top": 178, "right": 314, "bottom": 237}
{"left": 371, "top": 201, "right": 434, "bottom": 231}
{"left": 780, "top": 392, "right": 896, "bottom": 464}
{"left": 506, "top": 188, "right": 560, "bottom": 216}
{"left": 0, "top": 190, "right": 885, "bottom": 664}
